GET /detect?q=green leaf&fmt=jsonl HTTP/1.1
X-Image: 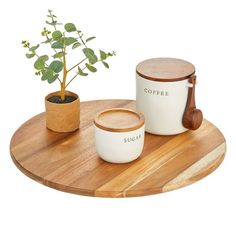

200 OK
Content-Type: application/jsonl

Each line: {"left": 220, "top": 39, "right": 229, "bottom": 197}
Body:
{"left": 35, "top": 71, "right": 41, "bottom": 76}
{"left": 39, "top": 55, "right": 49, "bottom": 61}
{"left": 29, "top": 44, "right": 39, "bottom": 52}
{"left": 41, "top": 69, "right": 54, "bottom": 81}
{"left": 49, "top": 60, "right": 63, "bottom": 73}
{"left": 64, "top": 37, "right": 77, "bottom": 46}
{"left": 83, "top": 47, "right": 94, "bottom": 58}
{"left": 52, "top": 30, "right": 62, "bottom": 40}
{"left": 53, "top": 52, "right": 64, "bottom": 58}
{"left": 42, "top": 38, "right": 52, "bottom": 44}
{"left": 46, "top": 20, "right": 57, "bottom": 26}
{"left": 86, "top": 36, "right": 96, "bottom": 42}
{"left": 51, "top": 41, "right": 64, "bottom": 49}
{"left": 102, "top": 61, "right": 109, "bottom": 68}
{"left": 26, "top": 53, "right": 35, "bottom": 59}
{"left": 48, "top": 74, "right": 59, "bottom": 83}
{"left": 86, "top": 63, "right": 97, "bottom": 73}
{"left": 107, "top": 51, "right": 116, "bottom": 57}
{"left": 64, "top": 23, "right": 76, "bottom": 32}
{"left": 99, "top": 50, "right": 107, "bottom": 60}
{"left": 78, "top": 66, "right": 88, "bottom": 76}
{"left": 72, "top": 42, "right": 81, "bottom": 49}
{"left": 82, "top": 48, "right": 98, "bottom": 64}
{"left": 34, "top": 55, "right": 49, "bottom": 70}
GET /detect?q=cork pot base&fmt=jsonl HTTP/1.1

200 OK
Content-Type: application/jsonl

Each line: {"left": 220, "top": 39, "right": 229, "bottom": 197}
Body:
{"left": 10, "top": 100, "right": 226, "bottom": 198}
{"left": 45, "top": 91, "right": 80, "bottom": 133}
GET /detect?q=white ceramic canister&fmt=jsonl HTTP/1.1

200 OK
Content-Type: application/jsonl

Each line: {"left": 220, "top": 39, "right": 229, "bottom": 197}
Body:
{"left": 94, "top": 108, "right": 145, "bottom": 164}
{"left": 136, "top": 58, "right": 203, "bottom": 135}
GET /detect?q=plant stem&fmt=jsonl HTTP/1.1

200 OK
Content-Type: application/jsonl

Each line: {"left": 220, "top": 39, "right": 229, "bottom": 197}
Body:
{"left": 61, "top": 46, "right": 67, "bottom": 100}
{"left": 78, "top": 33, "right": 87, "bottom": 48}
{"left": 67, "top": 58, "right": 87, "bottom": 73}
{"left": 48, "top": 10, "right": 57, "bottom": 31}
{"left": 66, "top": 59, "right": 105, "bottom": 88}
{"left": 65, "top": 73, "right": 79, "bottom": 88}
{"left": 47, "top": 11, "right": 63, "bottom": 63}
{"left": 45, "top": 35, "right": 62, "bottom": 63}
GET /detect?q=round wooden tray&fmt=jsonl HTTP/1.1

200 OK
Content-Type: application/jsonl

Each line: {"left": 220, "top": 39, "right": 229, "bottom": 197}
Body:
{"left": 10, "top": 100, "right": 226, "bottom": 197}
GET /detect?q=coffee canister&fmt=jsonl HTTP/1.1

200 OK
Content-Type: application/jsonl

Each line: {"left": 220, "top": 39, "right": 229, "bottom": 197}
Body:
{"left": 94, "top": 108, "right": 145, "bottom": 163}
{"left": 136, "top": 58, "right": 203, "bottom": 135}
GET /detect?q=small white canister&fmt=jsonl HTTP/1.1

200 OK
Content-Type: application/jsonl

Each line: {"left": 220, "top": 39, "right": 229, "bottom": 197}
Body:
{"left": 94, "top": 108, "right": 145, "bottom": 164}
{"left": 136, "top": 58, "right": 203, "bottom": 135}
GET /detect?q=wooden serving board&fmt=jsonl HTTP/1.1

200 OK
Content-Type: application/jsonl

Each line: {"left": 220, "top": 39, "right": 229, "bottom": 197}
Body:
{"left": 10, "top": 100, "right": 226, "bottom": 197}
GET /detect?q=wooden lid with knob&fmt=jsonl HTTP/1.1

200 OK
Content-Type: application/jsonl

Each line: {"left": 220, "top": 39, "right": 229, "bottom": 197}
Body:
{"left": 94, "top": 108, "right": 145, "bottom": 132}
{"left": 136, "top": 58, "right": 195, "bottom": 82}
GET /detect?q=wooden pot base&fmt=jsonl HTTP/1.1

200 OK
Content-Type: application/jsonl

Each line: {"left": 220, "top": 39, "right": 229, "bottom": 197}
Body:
{"left": 10, "top": 100, "right": 226, "bottom": 197}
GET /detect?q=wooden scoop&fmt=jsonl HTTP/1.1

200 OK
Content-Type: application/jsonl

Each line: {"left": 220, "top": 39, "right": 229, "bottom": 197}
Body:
{"left": 183, "top": 76, "right": 203, "bottom": 130}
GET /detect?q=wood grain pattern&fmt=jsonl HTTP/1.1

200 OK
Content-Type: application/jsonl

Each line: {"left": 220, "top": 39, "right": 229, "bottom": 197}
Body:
{"left": 10, "top": 100, "right": 226, "bottom": 197}
{"left": 136, "top": 58, "right": 195, "bottom": 81}
{"left": 94, "top": 108, "right": 145, "bottom": 132}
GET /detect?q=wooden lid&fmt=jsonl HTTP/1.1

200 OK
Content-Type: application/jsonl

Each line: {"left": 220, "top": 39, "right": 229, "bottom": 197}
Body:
{"left": 94, "top": 108, "right": 145, "bottom": 132}
{"left": 136, "top": 58, "right": 195, "bottom": 82}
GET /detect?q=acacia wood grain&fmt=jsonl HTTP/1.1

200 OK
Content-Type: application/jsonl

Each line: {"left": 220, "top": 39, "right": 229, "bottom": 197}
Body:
{"left": 136, "top": 58, "right": 195, "bottom": 81}
{"left": 10, "top": 99, "right": 226, "bottom": 197}
{"left": 94, "top": 108, "right": 145, "bottom": 132}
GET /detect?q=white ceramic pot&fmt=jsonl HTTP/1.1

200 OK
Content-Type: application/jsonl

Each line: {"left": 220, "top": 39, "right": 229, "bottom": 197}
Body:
{"left": 94, "top": 108, "right": 145, "bottom": 164}
{"left": 136, "top": 58, "right": 203, "bottom": 135}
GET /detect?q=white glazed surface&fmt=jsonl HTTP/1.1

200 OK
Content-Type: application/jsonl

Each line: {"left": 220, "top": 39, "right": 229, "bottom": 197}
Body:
{"left": 94, "top": 125, "right": 145, "bottom": 164}
{"left": 136, "top": 74, "right": 189, "bottom": 135}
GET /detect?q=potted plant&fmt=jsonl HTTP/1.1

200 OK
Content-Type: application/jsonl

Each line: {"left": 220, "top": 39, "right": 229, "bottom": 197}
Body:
{"left": 22, "top": 9, "right": 115, "bottom": 132}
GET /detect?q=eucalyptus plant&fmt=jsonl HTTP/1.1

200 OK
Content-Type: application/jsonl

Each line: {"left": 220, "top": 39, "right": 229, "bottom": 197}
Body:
{"left": 22, "top": 9, "right": 115, "bottom": 101}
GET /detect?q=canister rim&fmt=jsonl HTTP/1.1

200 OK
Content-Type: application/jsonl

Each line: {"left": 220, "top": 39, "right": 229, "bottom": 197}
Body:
{"left": 136, "top": 57, "right": 195, "bottom": 82}
{"left": 94, "top": 108, "right": 145, "bottom": 132}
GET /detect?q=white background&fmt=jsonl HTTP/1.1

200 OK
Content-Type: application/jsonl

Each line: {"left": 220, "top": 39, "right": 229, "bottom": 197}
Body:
{"left": 1, "top": 0, "right": 235, "bottom": 235}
